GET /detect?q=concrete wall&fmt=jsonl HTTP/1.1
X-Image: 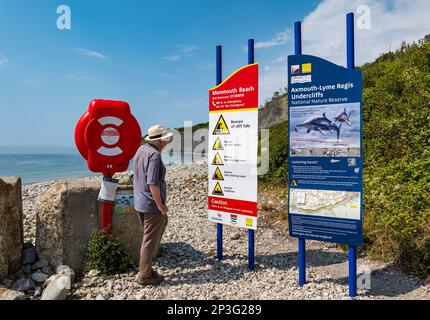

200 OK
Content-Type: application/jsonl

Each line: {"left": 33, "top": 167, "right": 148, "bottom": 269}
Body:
{"left": 0, "top": 177, "right": 23, "bottom": 282}
{"left": 36, "top": 179, "right": 144, "bottom": 275}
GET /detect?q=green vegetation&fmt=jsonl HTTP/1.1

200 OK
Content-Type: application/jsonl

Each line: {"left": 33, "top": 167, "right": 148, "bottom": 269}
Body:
{"left": 361, "top": 37, "right": 430, "bottom": 277}
{"left": 258, "top": 91, "right": 288, "bottom": 128}
{"left": 261, "top": 36, "right": 430, "bottom": 277}
{"left": 85, "top": 229, "right": 135, "bottom": 276}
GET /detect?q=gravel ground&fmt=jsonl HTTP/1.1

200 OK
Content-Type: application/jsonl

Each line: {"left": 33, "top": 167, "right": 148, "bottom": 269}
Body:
{"left": 22, "top": 162, "right": 430, "bottom": 300}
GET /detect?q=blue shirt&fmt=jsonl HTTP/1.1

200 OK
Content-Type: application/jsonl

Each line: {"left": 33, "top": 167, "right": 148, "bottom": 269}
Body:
{"left": 133, "top": 143, "right": 166, "bottom": 213}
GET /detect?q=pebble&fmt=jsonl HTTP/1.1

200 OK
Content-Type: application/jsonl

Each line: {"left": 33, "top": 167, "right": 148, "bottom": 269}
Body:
{"left": 88, "top": 270, "right": 100, "bottom": 277}
{"left": 31, "top": 272, "right": 49, "bottom": 283}
{"left": 32, "top": 260, "right": 49, "bottom": 270}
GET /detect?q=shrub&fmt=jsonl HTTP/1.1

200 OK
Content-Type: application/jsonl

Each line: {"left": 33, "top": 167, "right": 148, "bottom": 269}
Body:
{"left": 85, "top": 229, "right": 135, "bottom": 276}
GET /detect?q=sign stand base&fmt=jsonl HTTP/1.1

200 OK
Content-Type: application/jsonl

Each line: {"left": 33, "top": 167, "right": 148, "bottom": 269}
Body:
{"left": 217, "top": 223, "right": 223, "bottom": 261}
{"left": 349, "top": 245, "right": 357, "bottom": 297}
{"left": 298, "top": 238, "right": 306, "bottom": 286}
{"left": 248, "top": 229, "right": 255, "bottom": 270}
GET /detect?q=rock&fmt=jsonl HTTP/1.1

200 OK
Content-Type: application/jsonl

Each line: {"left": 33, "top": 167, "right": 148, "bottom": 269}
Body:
{"left": 32, "top": 272, "right": 49, "bottom": 283}
{"left": 21, "top": 244, "right": 37, "bottom": 265}
{"left": 0, "top": 177, "right": 23, "bottom": 282}
{"left": 22, "top": 264, "right": 32, "bottom": 276}
{"left": 41, "top": 274, "right": 72, "bottom": 300}
{"left": 36, "top": 182, "right": 143, "bottom": 274}
{"left": 0, "top": 288, "right": 26, "bottom": 300}
{"left": 41, "top": 266, "right": 75, "bottom": 300}
{"left": 32, "top": 259, "right": 49, "bottom": 270}
{"left": 41, "top": 266, "right": 54, "bottom": 276}
{"left": 2, "top": 278, "right": 14, "bottom": 288}
{"left": 96, "top": 294, "right": 105, "bottom": 300}
{"left": 231, "top": 232, "right": 241, "bottom": 240}
{"left": 135, "top": 293, "right": 145, "bottom": 300}
{"left": 22, "top": 242, "right": 34, "bottom": 250}
{"left": 56, "top": 265, "right": 75, "bottom": 281}
{"left": 88, "top": 269, "right": 100, "bottom": 277}
{"left": 34, "top": 286, "right": 42, "bottom": 297}
{"left": 12, "top": 278, "right": 35, "bottom": 292}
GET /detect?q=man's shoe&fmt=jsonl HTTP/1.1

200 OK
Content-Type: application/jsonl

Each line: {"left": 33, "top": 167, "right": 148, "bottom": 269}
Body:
{"left": 137, "top": 271, "right": 164, "bottom": 286}
{"left": 151, "top": 270, "right": 164, "bottom": 281}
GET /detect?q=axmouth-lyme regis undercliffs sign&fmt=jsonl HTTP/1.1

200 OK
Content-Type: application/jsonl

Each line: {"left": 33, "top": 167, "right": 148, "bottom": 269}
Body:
{"left": 288, "top": 55, "right": 363, "bottom": 246}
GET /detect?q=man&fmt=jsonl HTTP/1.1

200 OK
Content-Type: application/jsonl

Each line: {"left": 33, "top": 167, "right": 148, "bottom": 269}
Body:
{"left": 133, "top": 125, "right": 173, "bottom": 285}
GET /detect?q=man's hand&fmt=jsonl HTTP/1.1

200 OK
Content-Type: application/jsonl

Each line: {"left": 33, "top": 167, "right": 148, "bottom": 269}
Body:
{"left": 149, "top": 184, "right": 168, "bottom": 215}
{"left": 158, "top": 204, "right": 169, "bottom": 215}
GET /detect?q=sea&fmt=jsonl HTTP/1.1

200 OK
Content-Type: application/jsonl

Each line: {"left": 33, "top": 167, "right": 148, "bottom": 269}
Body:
{"left": 0, "top": 146, "right": 204, "bottom": 184}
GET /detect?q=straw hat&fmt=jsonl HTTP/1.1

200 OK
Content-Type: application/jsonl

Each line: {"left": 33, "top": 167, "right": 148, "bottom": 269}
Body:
{"left": 144, "top": 125, "right": 173, "bottom": 142}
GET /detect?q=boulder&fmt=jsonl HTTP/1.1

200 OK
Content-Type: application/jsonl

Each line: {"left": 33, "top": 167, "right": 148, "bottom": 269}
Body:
{"left": 0, "top": 177, "right": 24, "bottom": 282}
{"left": 11, "top": 277, "right": 35, "bottom": 292}
{"left": 21, "top": 243, "right": 37, "bottom": 265}
{"left": 21, "top": 264, "right": 32, "bottom": 276}
{"left": 40, "top": 265, "right": 75, "bottom": 300}
{"left": 36, "top": 181, "right": 145, "bottom": 274}
{"left": 0, "top": 288, "right": 26, "bottom": 300}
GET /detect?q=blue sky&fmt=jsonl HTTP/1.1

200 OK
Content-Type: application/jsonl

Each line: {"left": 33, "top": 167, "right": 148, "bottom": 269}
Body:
{"left": 0, "top": 0, "right": 428, "bottom": 147}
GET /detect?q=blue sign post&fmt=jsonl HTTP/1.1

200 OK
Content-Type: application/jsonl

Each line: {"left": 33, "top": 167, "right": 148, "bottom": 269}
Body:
{"left": 347, "top": 12, "right": 357, "bottom": 298}
{"left": 216, "top": 45, "right": 223, "bottom": 262}
{"left": 248, "top": 38, "right": 255, "bottom": 271}
{"left": 294, "top": 21, "right": 306, "bottom": 288}
{"left": 288, "top": 13, "right": 363, "bottom": 297}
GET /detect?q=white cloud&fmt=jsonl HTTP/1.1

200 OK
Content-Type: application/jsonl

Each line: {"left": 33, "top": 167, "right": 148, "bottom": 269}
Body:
{"left": 259, "top": 0, "right": 430, "bottom": 102}
{"left": 255, "top": 30, "right": 292, "bottom": 49}
{"left": 74, "top": 48, "right": 109, "bottom": 60}
{"left": 165, "top": 45, "right": 198, "bottom": 62}
{"left": 0, "top": 55, "right": 7, "bottom": 67}
{"left": 301, "top": 0, "right": 430, "bottom": 66}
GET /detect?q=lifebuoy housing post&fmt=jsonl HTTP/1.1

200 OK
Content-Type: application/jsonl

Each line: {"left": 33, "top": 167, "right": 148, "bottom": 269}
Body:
{"left": 75, "top": 99, "right": 142, "bottom": 233}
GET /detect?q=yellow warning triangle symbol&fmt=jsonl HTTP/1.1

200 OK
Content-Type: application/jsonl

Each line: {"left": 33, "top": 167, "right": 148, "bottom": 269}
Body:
{"left": 212, "top": 182, "right": 224, "bottom": 196}
{"left": 291, "top": 180, "right": 298, "bottom": 187}
{"left": 212, "top": 137, "right": 224, "bottom": 150}
{"left": 212, "top": 167, "right": 224, "bottom": 181}
{"left": 213, "top": 115, "right": 230, "bottom": 135}
{"left": 212, "top": 152, "right": 224, "bottom": 166}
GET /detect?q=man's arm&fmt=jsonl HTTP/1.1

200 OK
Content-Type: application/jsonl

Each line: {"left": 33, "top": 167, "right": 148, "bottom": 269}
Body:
{"left": 149, "top": 184, "right": 168, "bottom": 215}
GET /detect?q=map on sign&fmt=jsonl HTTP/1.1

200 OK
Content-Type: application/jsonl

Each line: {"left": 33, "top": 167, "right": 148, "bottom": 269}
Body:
{"left": 289, "top": 189, "right": 360, "bottom": 220}
{"left": 208, "top": 63, "right": 259, "bottom": 230}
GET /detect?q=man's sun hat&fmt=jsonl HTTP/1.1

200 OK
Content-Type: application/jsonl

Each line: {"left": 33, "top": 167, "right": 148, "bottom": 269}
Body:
{"left": 144, "top": 125, "right": 173, "bottom": 142}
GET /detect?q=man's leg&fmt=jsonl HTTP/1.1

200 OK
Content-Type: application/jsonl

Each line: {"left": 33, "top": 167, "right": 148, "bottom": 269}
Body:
{"left": 152, "top": 214, "right": 168, "bottom": 259}
{"left": 138, "top": 211, "right": 164, "bottom": 280}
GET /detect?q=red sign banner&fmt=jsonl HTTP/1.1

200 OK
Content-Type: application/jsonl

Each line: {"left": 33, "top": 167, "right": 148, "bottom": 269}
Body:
{"left": 209, "top": 63, "right": 258, "bottom": 112}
